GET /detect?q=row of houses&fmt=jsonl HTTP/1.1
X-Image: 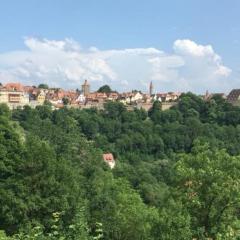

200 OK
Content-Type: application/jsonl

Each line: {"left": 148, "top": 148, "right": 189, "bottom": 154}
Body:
{"left": 5, "top": 80, "right": 240, "bottom": 110}
{"left": 48, "top": 87, "right": 240, "bottom": 110}
{"left": 0, "top": 83, "right": 81, "bottom": 109}
{"left": 0, "top": 81, "right": 182, "bottom": 110}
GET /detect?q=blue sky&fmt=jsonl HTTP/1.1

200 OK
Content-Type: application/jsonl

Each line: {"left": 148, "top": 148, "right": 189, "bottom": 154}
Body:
{"left": 0, "top": 0, "right": 239, "bottom": 93}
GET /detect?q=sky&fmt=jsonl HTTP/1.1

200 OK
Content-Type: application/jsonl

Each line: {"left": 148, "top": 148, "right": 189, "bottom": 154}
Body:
{"left": 0, "top": 0, "right": 239, "bottom": 93}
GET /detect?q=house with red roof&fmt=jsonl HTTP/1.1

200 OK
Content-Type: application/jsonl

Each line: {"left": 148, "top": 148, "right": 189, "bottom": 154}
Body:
{"left": 0, "top": 83, "right": 29, "bottom": 109}
{"left": 103, "top": 153, "right": 116, "bottom": 169}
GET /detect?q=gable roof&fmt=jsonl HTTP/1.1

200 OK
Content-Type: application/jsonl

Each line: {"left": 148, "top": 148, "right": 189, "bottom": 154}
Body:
{"left": 227, "top": 89, "right": 240, "bottom": 102}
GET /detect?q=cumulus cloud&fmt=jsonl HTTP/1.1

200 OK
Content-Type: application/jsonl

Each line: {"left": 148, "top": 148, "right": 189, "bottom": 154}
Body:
{"left": 174, "top": 39, "right": 216, "bottom": 57}
{"left": 171, "top": 39, "right": 232, "bottom": 92}
{"left": 0, "top": 37, "right": 233, "bottom": 93}
{"left": 24, "top": 37, "right": 81, "bottom": 52}
{"left": 174, "top": 39, "right": 232, "bottom": 77}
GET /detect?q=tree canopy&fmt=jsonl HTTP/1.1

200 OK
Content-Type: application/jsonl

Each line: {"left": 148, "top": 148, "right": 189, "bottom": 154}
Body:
{"left": 97, "top": 85, "right": 112, "bottom": 93}
{"left": 38, "top": 83, "right": 49, "bottom": 89}
{"left": 1, "top": 93, "right": 240, "bottom": 239}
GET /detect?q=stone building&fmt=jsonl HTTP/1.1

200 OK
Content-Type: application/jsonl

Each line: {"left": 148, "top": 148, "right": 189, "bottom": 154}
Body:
{"left": 81, "top": 80, "right": 90, "bottom": 96}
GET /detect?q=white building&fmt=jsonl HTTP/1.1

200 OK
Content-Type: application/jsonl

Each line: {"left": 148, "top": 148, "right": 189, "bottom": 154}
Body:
{"left": 76, "top": 93, "right": 86, "bottom": 103}
{"left": 0, "top": 89, "right": 29, "bottom": 109}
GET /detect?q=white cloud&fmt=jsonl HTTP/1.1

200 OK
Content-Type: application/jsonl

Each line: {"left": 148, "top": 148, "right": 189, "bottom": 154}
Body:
{"left": 0, "top": 37, "right": 233, "bottom": 93}
{"left": 24, "top": 37, "right": 81, "bottom": 52}
{"left": 215, "top": 65, "right": 231, "bottom": 77}
{"left": 174, "top": 39, "right": 215, "bottom": 57}
{"left": 148, "top": 55, "right": 185, "bottom": 82}
{"left": 173, "top": 39, "right": 232, "bottom": 78}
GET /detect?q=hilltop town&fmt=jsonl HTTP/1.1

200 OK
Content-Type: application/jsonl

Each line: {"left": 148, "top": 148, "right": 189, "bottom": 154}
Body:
{"left": 1, "top": 80, "right": 239, "bottom": 111}
{"left": 0, "top": 80, "right": 179, "bottom": 110}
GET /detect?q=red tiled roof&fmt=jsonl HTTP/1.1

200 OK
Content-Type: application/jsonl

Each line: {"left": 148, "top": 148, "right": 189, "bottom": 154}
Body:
{"left": 4, "top": 83, "right": 24, "bottom": 92}
{"left": 23, "top": 86, "right": 35, "bottom": 93}
{"left": 109, "top": 92, "right": 118, "bottom": 96}
{"left": 103, "top": 153, "right": 114, "bottom": 162}
{"left": 52, "top": 90, "right": 78, "bottom": 101}
{"left": 86, "top": 92, "right": 108, "bottom": 100}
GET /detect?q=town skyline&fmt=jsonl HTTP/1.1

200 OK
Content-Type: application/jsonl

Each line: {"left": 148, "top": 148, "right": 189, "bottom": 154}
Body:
{"left": 2, "top": 79, "right": 238, "bottom": 113}
{"left": 0, "top": 80, "right": 182, "bottom": 111}
{"left": 0, "top": 79, "right": 232, "bottom": 95}
{"left": 0, "top": 1, "right": 240, "bottom": 93}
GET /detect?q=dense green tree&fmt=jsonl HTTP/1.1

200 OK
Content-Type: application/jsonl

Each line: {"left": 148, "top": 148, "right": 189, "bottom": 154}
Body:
{"left": 174, "top": 141, "right": 240, "bottom": 238}
{"left": 97, "top": 85, "right": 112, "bottom": 93}
{"left": 156, "top": 198, "right": 193, "bottom": 240}
{"left": 103, "top": 101, "right": 126, "bottom": 119}
{"left": 148, "top": 100, "right": 161, "bottom": 119}
{"left": 38, "top": 84, "right": 49, "bottom": 89}
{"left": 0, "top": 104, "right": 11, "bottom": 119}
{"left": 62, "top": 97, "right": 69, "bottom": 105}
{"left": 0, "top": 116, "right": 26, "bottom": 233}
{"left": 89, "top": 173, "right": 158, "bottom": 240}
{"left": 1, "top": 93, "right": 240, "bottom": 239}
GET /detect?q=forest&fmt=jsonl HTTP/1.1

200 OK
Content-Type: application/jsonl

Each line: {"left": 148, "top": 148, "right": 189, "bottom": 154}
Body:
{"left": 0, "top": 92, "right": 240, "bottom": 239}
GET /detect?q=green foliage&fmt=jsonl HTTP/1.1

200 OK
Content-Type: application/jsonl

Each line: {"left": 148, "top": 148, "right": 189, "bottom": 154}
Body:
{"left": 62, "top": 97, "right": 69, "bottom": 105}
{"left": 38, "top": 84, "right": 49, "bottom": 89}
{"left": 97, "top": 85, "right": 112, "bottom": 93}
{"left": 156, "top": 199, "right": 192, "bottom": 239}
{"left": 0, "top": 230, "right": 11, "bottom": 240}
{"left": 174, "top": 141, "right": 240, "bottom": 238}
{"left": 0, "top": 104, "right": 11, "bottom": 119}
{"left": 0, "top": 93, "right": 240, "bottom": 239}
{"left": 89, "top": 174, "right": 158, "bottom": 240}
{"left": 148, "top": 100, "right": 162, "bottom": 123}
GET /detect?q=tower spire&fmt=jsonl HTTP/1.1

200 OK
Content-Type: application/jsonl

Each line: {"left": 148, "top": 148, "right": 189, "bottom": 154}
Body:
{"left": 149, "top": 81, "right": 153, "bottom": 95}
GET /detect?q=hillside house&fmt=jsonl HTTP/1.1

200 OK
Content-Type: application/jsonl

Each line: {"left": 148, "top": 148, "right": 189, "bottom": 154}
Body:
{"left": 103, "top": 153, "right": 116, "bottom": 169}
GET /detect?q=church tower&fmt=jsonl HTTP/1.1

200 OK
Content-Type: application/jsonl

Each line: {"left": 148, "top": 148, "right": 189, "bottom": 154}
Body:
{"left": 149, "top": 81, "right": 153, "bottom": 95}
{"left": 204, "top": 90, "right": 210, "bottom": 101}
{"left": 82, "top": 80, "right": 90, "bottom": 96}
